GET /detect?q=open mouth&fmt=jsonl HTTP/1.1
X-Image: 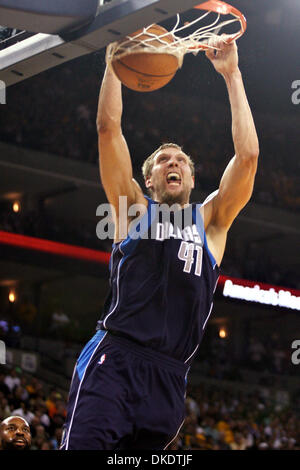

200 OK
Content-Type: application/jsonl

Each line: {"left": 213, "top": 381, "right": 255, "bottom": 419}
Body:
{"left": 166, "top": 172, "right": 181, "bottom": 186}
{"left": 14, "top": 439, "right": 26, "bottom": 445}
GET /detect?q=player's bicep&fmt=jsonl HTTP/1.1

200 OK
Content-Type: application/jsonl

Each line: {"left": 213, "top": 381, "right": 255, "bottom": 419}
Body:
{"left": 98, "top": 128, "right": 137, "bottom": 209}
{"left": 212, "top": 154, "right": 258, "bottom": 229}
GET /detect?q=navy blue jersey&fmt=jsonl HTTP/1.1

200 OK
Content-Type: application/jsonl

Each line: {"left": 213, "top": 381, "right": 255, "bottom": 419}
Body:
{"left": 97, "top": 196, "right": 219, "bottom": 365}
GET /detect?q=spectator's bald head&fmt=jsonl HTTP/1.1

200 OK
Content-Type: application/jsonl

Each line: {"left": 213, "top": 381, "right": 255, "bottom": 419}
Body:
{"left": 0, "top": 416, "right": 32, "bottom": 450}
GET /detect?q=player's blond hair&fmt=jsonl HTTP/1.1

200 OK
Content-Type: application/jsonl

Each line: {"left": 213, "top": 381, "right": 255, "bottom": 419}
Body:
{"left": 142, "top": 143, "right": 195, "bottom": 181}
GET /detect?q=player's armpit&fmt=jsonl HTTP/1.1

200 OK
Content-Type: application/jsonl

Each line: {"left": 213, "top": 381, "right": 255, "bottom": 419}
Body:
{"left": 201, "top": 192, "right": 226, "bottom": 267}
{"left": 202, "top": 190, "right": 218, "bottom": 230}
{"left": 205, "top": 223, "right": 227, "bottom": 268}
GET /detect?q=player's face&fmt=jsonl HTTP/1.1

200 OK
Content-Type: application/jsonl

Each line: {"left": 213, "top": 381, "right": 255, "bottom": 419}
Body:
{"left": 0, "top": 417, "right": 32, "bottom": 450}
{"left": 146, "top": 148, "right": 194, "bottom": 206}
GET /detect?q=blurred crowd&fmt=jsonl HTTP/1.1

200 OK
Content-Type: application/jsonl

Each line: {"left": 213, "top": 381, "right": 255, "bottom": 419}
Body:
{"left": 2, "top": 204, "right": 297, "bottom": 290}
{"left": 0, "top": 195, "right": 298, "bottom": 290}
{"left": 1, "top": 365, "right": 299, "bottom": 451}
{"left": 168, "top": 384, "right": 300, "bottom": 450}
{"left": 196, "top": 333, "right": 299, "bottom": 381}
{"left": 1, "top": 14, "right": 299, "bottom": 454}
{"left": 0, "top": 203, "right": 103, "bottom": 250}
{"left": 218, "top": 236, "right": 300, "bottom": 289}
{"left": 0, "top": 366, "right": 67, "bottom": 450}
{"left": 0, "top": 52, "right": 299, "bottom": 288}
{"left": 0, "top": 298, "right": 88, "bottom": 346}
{"left": 1, "top": 303, "right": 299, "bottom": 390}
{"left": 0, "top": 185, "right": 300, "bottom": 289}
{"left": 0, "top": 53, "right": 299, "bottom": 213}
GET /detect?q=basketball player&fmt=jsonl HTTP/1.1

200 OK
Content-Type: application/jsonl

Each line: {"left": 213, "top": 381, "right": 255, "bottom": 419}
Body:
{"left": 61, "top": 35, "right": 259, "bottom": 450}
{"left": 0, "top": 416, "right": 32, "bottom": 450}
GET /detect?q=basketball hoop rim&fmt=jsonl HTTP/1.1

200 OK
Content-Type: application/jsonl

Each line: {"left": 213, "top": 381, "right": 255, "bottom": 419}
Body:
{"left": 106, "top": 0, "right": 247, "bottom": 65}
{"left": 194, "top": 0, "right": 247, "bottom": 44}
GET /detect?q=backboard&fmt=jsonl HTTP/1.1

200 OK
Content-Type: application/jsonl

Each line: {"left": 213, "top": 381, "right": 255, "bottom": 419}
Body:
{"left": 0, "top": 0, "right": 203, "bottom": 87}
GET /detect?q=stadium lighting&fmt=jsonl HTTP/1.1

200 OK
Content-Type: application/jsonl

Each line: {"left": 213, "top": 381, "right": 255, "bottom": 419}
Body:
{"left": 12, "top": 201, "right": 20, "bottom": 213}
{"left": 219, "top": 328, "right": 227, "bottom": 339}
{"left": 8, "top": 290, "right": 16, "bottom": 303}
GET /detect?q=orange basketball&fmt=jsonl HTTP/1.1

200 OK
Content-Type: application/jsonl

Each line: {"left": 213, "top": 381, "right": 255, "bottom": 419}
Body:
{"left": 112, "top": 24, "right": 179, "bottom": 92}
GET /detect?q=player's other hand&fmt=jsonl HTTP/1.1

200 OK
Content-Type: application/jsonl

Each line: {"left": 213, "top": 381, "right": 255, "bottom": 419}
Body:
{"left": 205, "top": 34, "right": 239, "bottom": 77}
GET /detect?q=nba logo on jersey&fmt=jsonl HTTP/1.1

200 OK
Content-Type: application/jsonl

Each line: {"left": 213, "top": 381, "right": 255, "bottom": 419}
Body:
{"left": 98, "top": 354, "right": 106, "bottom": 365}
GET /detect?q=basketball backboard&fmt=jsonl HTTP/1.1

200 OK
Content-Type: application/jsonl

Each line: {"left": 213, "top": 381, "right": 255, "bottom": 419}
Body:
{"left": 0, "top": 0, "right": 202, "bottom": 87}
{"left": 0, "top": 0, "right": 99, "bottom": 34}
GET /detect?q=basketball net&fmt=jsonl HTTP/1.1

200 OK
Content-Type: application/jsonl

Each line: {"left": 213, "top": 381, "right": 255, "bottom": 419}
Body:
{"left": 106, "top": 0, "right": 246, "bottom": 67}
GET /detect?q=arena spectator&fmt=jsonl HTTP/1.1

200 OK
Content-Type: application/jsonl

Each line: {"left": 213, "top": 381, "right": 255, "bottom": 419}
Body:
{"left": 9, "top": 384, "right": 29, "bottom": 410}
{"left": 11, "top": 401, "right": 35, "bottom": 425}
{"left": 0, "top": 395, "right": 11, "bottom": 420}
{"left": 0, "top": 373, "right": 10, "bottom": 396}
{"left": 0, "top": 415, "right": 32, "bottom": 451}
{"left": 1, "top": 365, "right": 300, "bottom": 450}
{"left": 50, "top": 308, "right": 70, "bottom": 338}
{"left": 45, "top": 389, "right": 61, "bottom": 419}
{"left": 4, "top": 368, "right": 20, "bottom": 392}
{"left": 26, "top": 377, "right": 44, "bottom": 400}
{"left": 50, "top": 427, "right": 63, "bottom": 450}
{"left": 31, "top": 423, "right": 50, "bottom": 450}
{"left": 247, "top": 337, "right": 266, "bottom": 371}
{"left": 16, "top": 297, "right": 37, "bottom": 330}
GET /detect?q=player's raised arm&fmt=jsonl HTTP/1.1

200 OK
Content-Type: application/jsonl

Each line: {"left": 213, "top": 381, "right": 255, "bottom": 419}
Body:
{"left": 96, "top": 61, "right": 145, "bottom": 216}
{"left": 204, "top": 35, "right": 259, "bottom": 232}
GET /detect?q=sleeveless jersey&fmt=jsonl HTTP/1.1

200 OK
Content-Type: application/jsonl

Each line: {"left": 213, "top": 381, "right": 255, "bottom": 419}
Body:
{"left": 97, "top": 196, "right": 220, "bottom": 365}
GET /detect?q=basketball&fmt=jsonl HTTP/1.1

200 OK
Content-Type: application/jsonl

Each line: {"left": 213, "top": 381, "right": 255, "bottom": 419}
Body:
{"left": 111, "top": 24, "right": 180, "bottom": 92}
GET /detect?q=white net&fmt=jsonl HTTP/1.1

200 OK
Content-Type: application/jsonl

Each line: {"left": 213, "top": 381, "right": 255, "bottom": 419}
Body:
{"left": 106, "top": 8, "right": 243, "bottom": 67}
